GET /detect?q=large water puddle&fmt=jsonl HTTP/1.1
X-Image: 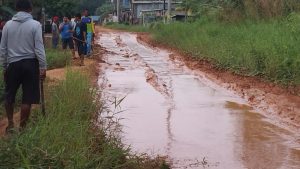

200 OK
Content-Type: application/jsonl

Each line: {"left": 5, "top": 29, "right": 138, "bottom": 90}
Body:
{"left": 98, "top": 32, "right": 300, "bottom": 168}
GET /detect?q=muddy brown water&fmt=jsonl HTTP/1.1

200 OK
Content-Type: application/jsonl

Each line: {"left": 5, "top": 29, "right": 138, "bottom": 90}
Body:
{"left": 98, "top": 32, "right": 300, "bottom": 169}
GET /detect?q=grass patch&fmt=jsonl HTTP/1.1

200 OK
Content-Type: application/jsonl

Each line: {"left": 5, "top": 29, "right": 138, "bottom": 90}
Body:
{"left": 151, "top": 18, "right": 300, "bottom": 85}
{"left": 46, "top": 48, "right": 71, "bottom": 70}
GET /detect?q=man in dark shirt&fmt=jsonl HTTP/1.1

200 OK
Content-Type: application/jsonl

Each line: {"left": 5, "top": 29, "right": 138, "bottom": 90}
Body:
{"left": 73, "top": 13, "right": 87, "bottom": 66}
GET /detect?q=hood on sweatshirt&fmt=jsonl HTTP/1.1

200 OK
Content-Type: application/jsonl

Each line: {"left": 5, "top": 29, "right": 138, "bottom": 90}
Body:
{"left": 12, "top": 11, "right": 33, "bottom": 23}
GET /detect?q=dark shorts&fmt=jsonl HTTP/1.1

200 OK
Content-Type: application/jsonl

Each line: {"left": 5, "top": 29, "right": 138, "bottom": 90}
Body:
{"left": 62, "top": 38, "right": 74, "bottom": 49}
{"left": 76, "top": 41, "right": 87, "bottom": 56}
{"left": 5, "top": 59, "right": 40, "bottom": 104}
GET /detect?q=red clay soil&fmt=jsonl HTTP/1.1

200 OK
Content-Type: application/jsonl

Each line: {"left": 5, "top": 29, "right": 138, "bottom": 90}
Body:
{"left": 137, "top": 33, "right": 300, "bottom": 132}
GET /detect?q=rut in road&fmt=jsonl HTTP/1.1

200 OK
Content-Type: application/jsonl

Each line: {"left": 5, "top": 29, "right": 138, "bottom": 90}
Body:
{"left": 97, "top": 32, "right": 300, "bottom": 169}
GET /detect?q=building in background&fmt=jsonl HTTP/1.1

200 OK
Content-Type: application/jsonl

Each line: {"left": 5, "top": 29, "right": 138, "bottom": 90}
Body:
{"left": 110, "top": 0, "right": 181, "bottom": 24}
{"left": 131, "top": 0, "right": 181, "bottom": 24}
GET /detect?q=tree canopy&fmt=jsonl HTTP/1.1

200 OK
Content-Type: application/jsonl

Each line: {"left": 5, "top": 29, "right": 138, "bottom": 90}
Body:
{"left": 3, "top": 0, "right": 105, "bottom": 17}
{"left": 95, "top": 1, "right": 114, "bottom": 18}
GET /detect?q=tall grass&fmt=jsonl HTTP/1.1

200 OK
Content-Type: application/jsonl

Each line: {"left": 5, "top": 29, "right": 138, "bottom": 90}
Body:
{"left": 46, "top": 48, "right": 71, "bottom": 70}
{"left": 151, "top": 17, "right": 300, "bottom": 85}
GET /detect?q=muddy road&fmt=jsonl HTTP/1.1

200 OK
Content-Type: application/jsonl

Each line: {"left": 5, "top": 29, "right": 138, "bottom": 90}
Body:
{"left": 97, "top": 31, "right": 300, "bottom": 169}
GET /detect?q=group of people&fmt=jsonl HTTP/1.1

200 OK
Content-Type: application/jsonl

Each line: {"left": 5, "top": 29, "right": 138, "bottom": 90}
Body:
{"left": 51, "top": 9, "right": 95, "bottom": 66}
{"left": 0, "top": 0, "right": 97, "bottom": 133}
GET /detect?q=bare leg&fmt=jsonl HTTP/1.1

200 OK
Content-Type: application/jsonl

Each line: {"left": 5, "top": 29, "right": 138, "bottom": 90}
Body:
{"left": 80, "top": 54, "right": 84, "bottom": 66}
{"left": 20, "top": 104, "right": 31, "bottom": 129}
{"left": 5, "top": 102, "right": 14, "bottom": 128}
{"left": 72, "top": 50, "right": 76, "bottom": 59}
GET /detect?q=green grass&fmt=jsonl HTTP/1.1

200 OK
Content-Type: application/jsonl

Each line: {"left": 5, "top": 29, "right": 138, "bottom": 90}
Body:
{"left": 46, "top": 48, "right": 71, "bottom": 70}
{"left": 150, "top": 18, "right": 300, "bottom": 86}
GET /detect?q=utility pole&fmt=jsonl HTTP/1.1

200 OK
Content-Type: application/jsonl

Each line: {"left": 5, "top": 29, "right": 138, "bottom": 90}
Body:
{"left": 167, "top": 0, "right": 171, "bottom": 22}
{"left": 117, "top": 0, "right": 120, "bottom": 22}
{"left": 41, "top": 0, "right": 45, "bottom": 42}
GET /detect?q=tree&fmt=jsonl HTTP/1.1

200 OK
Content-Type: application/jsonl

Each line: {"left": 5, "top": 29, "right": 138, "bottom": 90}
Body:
{"left": 95, "top": 2, "right": 114, "bottom": 18}
{"left": 75, "top": 0, "right": 104, "bottom": 15}
{"left": 31, "top": 0, "right": 104, "bottom": 17}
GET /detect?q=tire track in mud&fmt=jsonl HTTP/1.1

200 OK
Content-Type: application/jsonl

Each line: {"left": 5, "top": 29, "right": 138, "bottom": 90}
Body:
{"left": 113, "top": 33, "right": 177, "bottom": 153}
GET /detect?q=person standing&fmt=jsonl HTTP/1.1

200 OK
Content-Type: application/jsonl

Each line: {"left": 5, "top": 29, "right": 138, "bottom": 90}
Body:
{"left": 0, "top": 0, "right": 47, "bottom": 132}
{"left": 81, "top": 9, "right": 94, "bottom": 56}
{"left": 68, "top": 16, "right": 77, "bottom": 58}
{"left": 59, "top": 16, "right": 75, "bottom": 59}
{"left": 74, "top": 13, "right": 87, "bottom": 66}
{"left": 51, "top": 16, "right": 59, "bottom": 49}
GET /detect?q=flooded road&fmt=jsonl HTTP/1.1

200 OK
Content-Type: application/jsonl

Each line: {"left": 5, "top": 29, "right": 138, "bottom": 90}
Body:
{"left": 98, "top": 32, "right": 300, "bottom": 169}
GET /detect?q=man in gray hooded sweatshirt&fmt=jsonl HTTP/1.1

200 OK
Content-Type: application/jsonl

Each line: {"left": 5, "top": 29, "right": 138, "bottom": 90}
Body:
{"left": 0, "top": 0, "right": 47, "bottom": 132}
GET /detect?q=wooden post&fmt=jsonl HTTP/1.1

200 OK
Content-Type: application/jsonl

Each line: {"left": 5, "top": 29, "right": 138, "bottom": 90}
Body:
{"left": 117, "top": 0, "right": 120, "bottom": 22}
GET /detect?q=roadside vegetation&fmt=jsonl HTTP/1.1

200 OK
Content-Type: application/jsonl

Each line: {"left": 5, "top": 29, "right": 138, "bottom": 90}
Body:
{"left": 107, "top": 0, "right": 300, "bottom": 86}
